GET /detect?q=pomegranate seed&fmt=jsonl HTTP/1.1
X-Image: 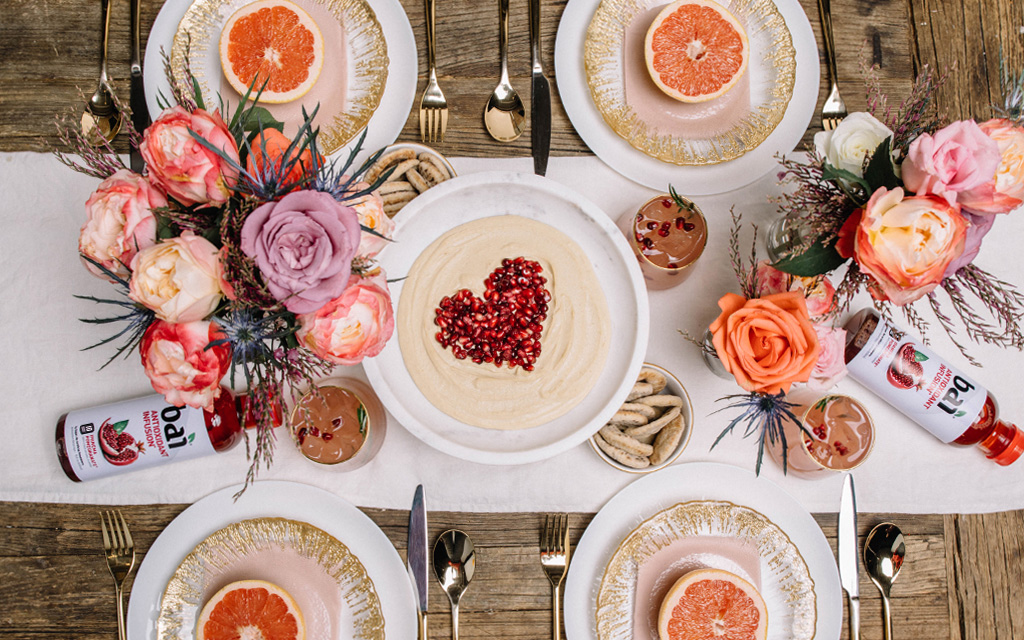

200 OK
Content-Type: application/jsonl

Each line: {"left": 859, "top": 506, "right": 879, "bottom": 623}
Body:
{"left": 661, "top": 198, "right": 672, "bottom": 207}
{"left": 683, "top": 222, "right": 696, "bottom": 231}
{"left": 321, "top": 432, "right": 333, "bottom": 442}
{"left": 667, "top": 262, "right": 678, "bottom": 269}
{"left": 675, "top": 216, "right": 686, "bottom": 229}
{"left": 646, "top": 221, "right": 658, "bottom": 230}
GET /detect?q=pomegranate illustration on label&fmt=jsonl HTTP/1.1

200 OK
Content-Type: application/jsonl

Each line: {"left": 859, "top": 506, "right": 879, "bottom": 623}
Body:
{"left": 98, "top": 418, "right": 145, "bottom": 466}
{"left": 434, "top": 257, "right": 550, "bottom": 371}
{"left": 887, "top": 343, "right": 926, "bottom": 390}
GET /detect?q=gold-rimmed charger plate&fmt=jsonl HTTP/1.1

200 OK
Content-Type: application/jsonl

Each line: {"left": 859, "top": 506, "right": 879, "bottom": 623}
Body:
{"left": 597, "top": 500, "right": 816, "bottom": 639}
{"left": 584, "top": 0, "right": 796, "bottom": 165}
{"left": 170, "top": 0, "right": 388, "bottom": 155}
{"left": 158, "top": 517, "right": 385, "bottom": 640}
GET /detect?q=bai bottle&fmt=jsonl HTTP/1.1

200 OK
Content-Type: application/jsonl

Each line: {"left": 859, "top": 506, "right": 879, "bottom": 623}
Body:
{"left": 56, "top": 388, "right": 263, "bottom": 482}
{"left": 843, "top": 308, "right": 1023, "bottom": 465}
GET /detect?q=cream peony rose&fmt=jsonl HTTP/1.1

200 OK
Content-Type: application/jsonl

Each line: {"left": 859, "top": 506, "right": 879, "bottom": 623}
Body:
{"left": 814, "top": 112, "right": 894, "bottom": 178}
{"left": 296, "top": 274, "right": 395, "bottom": 365}
{"left": 129, "top": 233, "right": 224, "bottom": 322}
{"left": 805, "top": 325, "right": 848, "bottom": 392}
{"left": 139, "top": 320, "right": 230, "bottom": 410}
{"left": 958, "top": 118, "right": 1024, "bottom": 215}
{"left": 79, "top": 169, "right": 166, "bottom": 279}
{"left": 348, "top": 184, "right": 394, "bottom": 258}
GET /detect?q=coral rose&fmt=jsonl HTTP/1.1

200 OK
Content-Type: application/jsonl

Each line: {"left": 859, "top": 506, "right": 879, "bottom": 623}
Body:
{"left": 841, "top": 187, "right": 967, "bottom": 305}
{"left": 140, "top": 320, "right": 231, "bottom": 410}
{"left": 246, "top": 128, "right": 321, "bottom": 188}
{"left": 140, "top": 105, "right": 240, "bottom": 207}
{"left": 129, "top": 233, "right": 224, "bottom": 322}
{"left": 709, "top": 291, "right": 821, "bottom": 395}
{"left": 958, "top": 118, "right": 1024, "bottom": 215}
{"left": 240, "top": 190, "right": 361, "bottom": 314}
{"left": 901, "top": 120, "right": 1001, "bottom": 205}
{"left": 80, "top": 169, "right": 165, "bottom": 279}
{"left": 806, "top": 325, "right": 848, "bottom": 392}
{"left": 347, "top": 183, "right": 394, "bottom": 257}
{"left": 296, "top": 274, "right": 395, "bottom": 365}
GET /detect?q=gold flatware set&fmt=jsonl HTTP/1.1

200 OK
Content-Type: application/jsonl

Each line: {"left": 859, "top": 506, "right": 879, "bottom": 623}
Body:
{"left": 100, "top": 510, "right": 136, "bottom": 640}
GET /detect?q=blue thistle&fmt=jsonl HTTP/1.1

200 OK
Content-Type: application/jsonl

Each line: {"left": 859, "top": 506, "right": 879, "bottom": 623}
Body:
{"left": 710, "top": 391, "right": 806, "bottom": 475}
{"left": 211, "top": 308, "right": 295, "bottom": 388}
{"left": 76, "top": 257, "right": 156, "bottom": 368}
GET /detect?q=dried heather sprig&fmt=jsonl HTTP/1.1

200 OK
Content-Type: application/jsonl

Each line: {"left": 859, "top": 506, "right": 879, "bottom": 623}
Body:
{"left": 864, "top": 62, "right": 948, "bottom": 154}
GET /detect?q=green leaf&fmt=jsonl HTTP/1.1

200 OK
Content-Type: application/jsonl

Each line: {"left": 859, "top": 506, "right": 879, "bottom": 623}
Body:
{"left": 240, "top": 106, "right": 284, "bottom": 134}
{"left": 191, "top": 76, "right": 206, "bottom": 110}
{"left": 771, "top": 236, "right": 849, "bottom": 277}
{"left": 188, "top": 433, "right": 196, "bottom": 443}
{"left": 863, "top": 138, "right": 900, "bottom": 191}
{"left": 155, "top": 213, "right": 176, "bottom": 240}
{"left": 955, "top": 410, "right": 966, "bottom": 418}
{"left": 113, "top": 420, "right": 129, "bottom": 433}
{"left": 821, "top": 163, "right": 871, "bottom": 194}
{"left": 915, "top": 351, "right": 929, "bottom": 362}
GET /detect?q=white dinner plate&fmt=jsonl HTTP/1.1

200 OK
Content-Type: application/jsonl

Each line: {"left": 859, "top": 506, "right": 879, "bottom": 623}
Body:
{"left": 143, "top": 0, "right": 416, "bottom": 160}
{"left": 564, "top": 462, "right": 842, "bottom": 640}
{"left": 126, "top": 481, "right": 417, "bottom": 640}
{"left": 554, "top": 0, "right": 819, "bottom": 194}
{"left": 363, "top": 172, "right": 649, "bottom": 465}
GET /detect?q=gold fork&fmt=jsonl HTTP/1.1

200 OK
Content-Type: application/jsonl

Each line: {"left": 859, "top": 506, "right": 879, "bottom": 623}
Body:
{"left": 419, "top": 0, "right": 448, "bottom": 142}
{"left": 101, "top": 510, "right": 137, "bottom": 640}
{"left": 817, "top": 0, "right": 847, "bottom": 130}
{"left": 540, "top": 514, "right": 570, "bottom": 640}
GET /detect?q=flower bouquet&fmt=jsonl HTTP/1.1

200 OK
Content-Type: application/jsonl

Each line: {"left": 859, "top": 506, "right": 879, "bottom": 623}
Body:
{"left": 701, "top": 213, "right": 848, "bottom": 473}
{"left": 768, "top": 63, "right": 1024, "bottom": 363}
{"left": 55, "top": 68, "right": 396, "bottom": 489}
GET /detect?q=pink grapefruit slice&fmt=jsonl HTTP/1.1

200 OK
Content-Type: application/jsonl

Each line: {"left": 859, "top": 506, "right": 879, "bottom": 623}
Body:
{"left": 657, "top": 568, "right": 768, "bottom": 640}
{"left": 644, "top": 0, "right": 749, "bottom": 103}
{"left": 219, "top": 0, "right": 324, "bottom": 104}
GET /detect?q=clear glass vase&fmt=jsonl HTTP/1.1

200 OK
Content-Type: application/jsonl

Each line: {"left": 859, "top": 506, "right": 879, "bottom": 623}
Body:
{"left": 763, "top": 212, "right": 805, "bottom": 263}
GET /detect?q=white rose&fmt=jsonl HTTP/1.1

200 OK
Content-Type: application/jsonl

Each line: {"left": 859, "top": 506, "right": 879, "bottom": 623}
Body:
{"left": 128, "top": 233, "right": 223, "bottom": 323}
{"left": 814, "top": 112, "right": 894, "bottom": 178}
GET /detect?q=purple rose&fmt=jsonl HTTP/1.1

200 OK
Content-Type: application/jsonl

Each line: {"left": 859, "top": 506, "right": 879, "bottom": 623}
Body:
{"left": 902, "top": 120, "right": 1001, "bottom": 205}
{"left": 240, "top": 190, "right": 361, "bottom": 314}
{"left": 942, "top": 210, "right": 995, "bottom": 278}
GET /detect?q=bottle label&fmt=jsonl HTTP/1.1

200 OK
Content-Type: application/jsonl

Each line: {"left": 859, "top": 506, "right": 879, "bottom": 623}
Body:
{"left": 60, "top": 395, "right": 216, "bottom": 481}
{"left": 846, "top": 315, "right": 986, "bottom": 443}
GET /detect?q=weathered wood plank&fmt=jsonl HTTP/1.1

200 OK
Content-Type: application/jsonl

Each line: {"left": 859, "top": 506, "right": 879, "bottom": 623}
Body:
{"left": 0, "top": 0, "right": 914, "bottom": 154}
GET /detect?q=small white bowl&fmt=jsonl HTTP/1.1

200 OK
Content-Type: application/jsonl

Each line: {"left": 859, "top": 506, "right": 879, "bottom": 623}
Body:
{"left": 379, "top": 142, "right": 457, "bottom": 178}
{"left": 589, "top": 362, "right": 693, "bottom": 474}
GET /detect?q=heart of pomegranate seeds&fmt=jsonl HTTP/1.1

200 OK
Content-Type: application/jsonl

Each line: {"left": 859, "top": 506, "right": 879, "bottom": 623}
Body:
{"left": 433, "top": 257, "right": 550, "bottom": 371}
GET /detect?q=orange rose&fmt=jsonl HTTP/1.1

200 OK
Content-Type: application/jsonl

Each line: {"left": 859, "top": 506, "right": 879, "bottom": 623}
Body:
{"left": 709, "top": 291, "right": 821, "bottom": 395}
{"left": 246, "top": 128, "right": 321, "bottom": 188}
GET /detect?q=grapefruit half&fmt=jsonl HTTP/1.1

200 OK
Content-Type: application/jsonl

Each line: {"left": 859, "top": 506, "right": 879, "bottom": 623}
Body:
{"left": 644, "top": 0, "right": 749, "bottom": 103}
{"left": 197, "top": 579, "right": 306, "bottom": 640}
{"left": 657, "top": 568, "right": 768, "bottom": 640}
{"left": 219, "top": 0, "right": 324, "bottom": 104}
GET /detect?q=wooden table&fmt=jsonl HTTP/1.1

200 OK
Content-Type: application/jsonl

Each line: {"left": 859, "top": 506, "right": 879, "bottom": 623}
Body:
{"left": 1, "top": 0, "right": 1022, "bottom": 638}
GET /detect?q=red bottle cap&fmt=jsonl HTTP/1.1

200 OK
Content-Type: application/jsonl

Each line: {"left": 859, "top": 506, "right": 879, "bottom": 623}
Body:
{"left": 990, "top": 422, "right": 1024, "bottom": 466}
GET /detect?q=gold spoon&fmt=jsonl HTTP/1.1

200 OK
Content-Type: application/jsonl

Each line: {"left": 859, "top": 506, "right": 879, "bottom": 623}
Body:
{"left": 483, "top": 0, "right": 525, "bottom": 142}
{"left": 83, "top": 0, "right": 123, "bottom": 145}
{"left": 864, "top": 522, "right": 906, "bottom": 640}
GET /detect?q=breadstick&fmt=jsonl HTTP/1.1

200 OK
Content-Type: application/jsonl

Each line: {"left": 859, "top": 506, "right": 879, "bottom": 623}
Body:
{"left": 599, "top": 425, "right": 654, "bottom": 457}
{"left": 594, "top": 433, "right": 651, "bottom": 469}
{"left": 623, "top": 406, "right": 681, "bottom": 438}
{"left": 637, "top": 368, "right": 668, "bottom": 394}
{"left": 649, "top": 415, "right": 685, "bottom": 465}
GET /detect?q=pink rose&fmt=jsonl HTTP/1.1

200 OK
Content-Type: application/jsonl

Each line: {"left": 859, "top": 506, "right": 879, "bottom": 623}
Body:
{"left": 806, "top": 325, "right": 848, "bottom": 392}
{"left": 140, "top": 106, "right": 240, "bottom": 207}
{"left": 942, "top": 210, "right": 995, "bottom": 278}
{"left": 347, "top": 183, "right": 394, "bottom": 257}
{"left": 958, "top": 118, "right": 1024, "bottom": 215}
{"left": 846, "top": 187, "right": 966, "bottom": 305}
{"left": 755, "top": 262, "right": 836, "bottom": 319}
{"left": 129, "top": 233, "right": 224, "bottom": 322}
{"left": 79, "top": 169, "right": 165, "bottom": 279}
{"left": 241, "top": 190, "right": 361, "bottom": 314}
{"left": 139, "top": 320, "right": 231, "bottom": 410}
{"left": 296, "top": 274, "right": 395, "bottom": 365}
{"left": 901, "top": 120, "right": 1002, "bottom": 204}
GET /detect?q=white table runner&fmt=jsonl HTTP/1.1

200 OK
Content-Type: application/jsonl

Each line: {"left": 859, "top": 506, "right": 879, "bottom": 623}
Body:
{"left": 2, "top": 151, "right": 1021, "bottom": 514}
